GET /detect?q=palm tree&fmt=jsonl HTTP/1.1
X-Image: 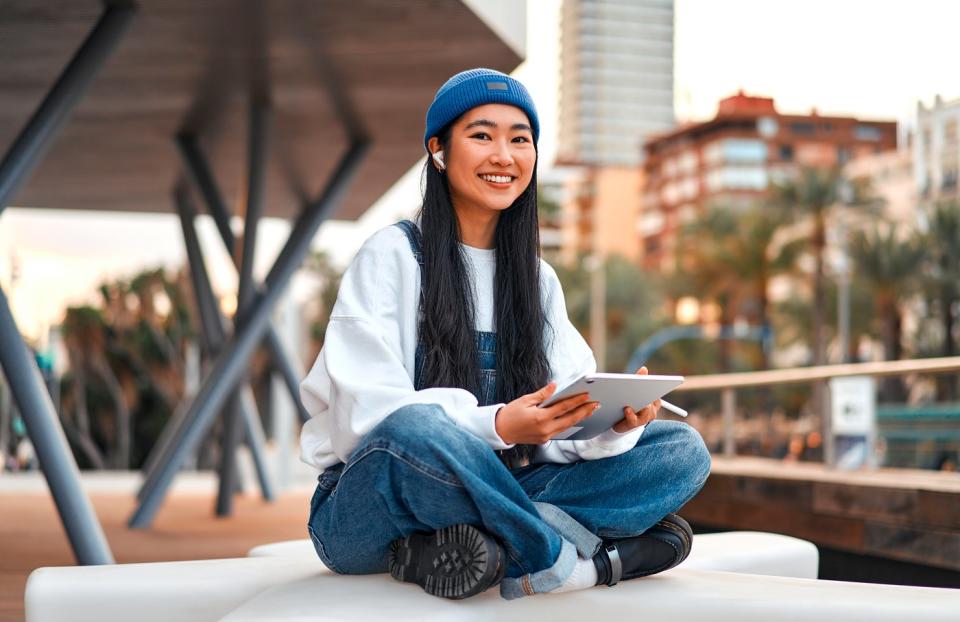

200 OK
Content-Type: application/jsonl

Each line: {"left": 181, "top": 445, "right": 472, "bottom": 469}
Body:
{"left": 849, "top": 225, "right": 925, "bottom": 400}
{"left": 61, "top": 306, "right": 111, "bottom": 469}
{"left": 922, "top": 200, "right": 960, "bottom": 399}
{"left": 770, "top": 168, "right": 879, "bottom": 366}
{"left": 553, "top": 253, "right": 665, "bottom": 373}
{"left": 676, "top": 204, "right": 803, "bottom": 370}
{"left": 59, "top": 267, "right": 198, "bottom": 470}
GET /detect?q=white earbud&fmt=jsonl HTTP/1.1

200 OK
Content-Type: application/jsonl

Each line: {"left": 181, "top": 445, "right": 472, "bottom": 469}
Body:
{"left": 432, "top": 150, "right": 446, "bottom": 171}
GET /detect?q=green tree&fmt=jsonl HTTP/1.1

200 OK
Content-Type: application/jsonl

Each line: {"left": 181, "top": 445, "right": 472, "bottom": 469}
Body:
{"left": 770, "top": 168, "right": 878, "bottom": 366}
{"left": 675, "top": 204, "right": 803, "bottom": 370}
{"left": 554, "top": 254, "right": 666, "bottom": 373}
{"left": 849, "top": 226, "right": 925, "bottom": 400}
{"left": 921, "top": 200, "right": 960, "bottom": 399}
{"left": 59, "top": 267, "right": 197, "bottom": 469}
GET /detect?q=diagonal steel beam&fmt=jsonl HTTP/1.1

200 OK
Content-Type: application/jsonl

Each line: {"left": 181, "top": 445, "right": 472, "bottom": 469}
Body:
{"left": 216, "top": 98, "right": 271, "bottom": 516}
{"left": 0, "top": 3, "right": 137, "bottom": 213}
{"left": 177, "top": 133, "right": 311, "bottom": 423}
{"left": 176, "top": 135, "right": 235, "bottom": 253}
{"left": 129, "top": 138, "right": 369, "bottom": 528}
{"left": 137, "top": 186, "right": 275, "bottom": 503}
{"left": 0, "top": 0, "right": 138, "bottom": 565}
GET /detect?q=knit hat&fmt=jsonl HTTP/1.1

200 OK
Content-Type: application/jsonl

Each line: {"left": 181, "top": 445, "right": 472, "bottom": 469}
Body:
{"left": 424, "top": 68, "right": 539, "bottom": 151}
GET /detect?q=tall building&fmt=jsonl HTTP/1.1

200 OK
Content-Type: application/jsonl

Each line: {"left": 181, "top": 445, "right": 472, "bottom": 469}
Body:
{"left": 549, "top": 166, "right": 644, "bottom": 264}
{"left": 844, "top": 147, "right": 916, "bottom": 230}
{"left": 915, "top": 94, "right": 960, "bottom": 202}
{"left": 558, "top": 0, "right": 675, "bottom": 167}
{"left": 639, "top": 92, "right": 898, "bottom": 270}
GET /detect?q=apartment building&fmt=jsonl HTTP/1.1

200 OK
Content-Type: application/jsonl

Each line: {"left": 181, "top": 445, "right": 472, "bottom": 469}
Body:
{"left": 639, "top": 92, "right": 897, "bottom": 270}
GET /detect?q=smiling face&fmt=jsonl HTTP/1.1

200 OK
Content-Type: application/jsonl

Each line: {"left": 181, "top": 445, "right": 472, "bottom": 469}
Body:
{"left": 428, "top": 103, "right": 537, "bottom": 217}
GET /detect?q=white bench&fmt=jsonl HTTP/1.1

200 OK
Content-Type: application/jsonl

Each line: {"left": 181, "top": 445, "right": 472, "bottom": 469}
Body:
{"left": 220, "top": 567, "right": 960, "bottom": 622}
{"left": 247, "top": 531, "right": 820, "bottom": 579}
{"left": 25, "top": 532, "right": 959, "bottom": 621}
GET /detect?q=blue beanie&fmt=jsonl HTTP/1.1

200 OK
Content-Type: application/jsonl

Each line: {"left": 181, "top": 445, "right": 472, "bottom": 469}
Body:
{"left": 424, "top": 68, "right": 539, "bottom": 151}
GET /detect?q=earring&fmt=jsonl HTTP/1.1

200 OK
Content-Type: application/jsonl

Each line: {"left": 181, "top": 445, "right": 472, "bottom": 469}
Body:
{"left": 432, "top": 150, "right": 446, "bottom": 172}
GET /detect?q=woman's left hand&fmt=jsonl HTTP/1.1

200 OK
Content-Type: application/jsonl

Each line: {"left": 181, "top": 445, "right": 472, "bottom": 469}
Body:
{"left": 612, "top": 366, "right": 660, "bottom": 433}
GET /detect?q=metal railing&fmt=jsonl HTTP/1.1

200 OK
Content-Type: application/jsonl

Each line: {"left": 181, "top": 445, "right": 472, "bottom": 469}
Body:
{"left": 673, "top": 356, "right": 960, "bottom": 465}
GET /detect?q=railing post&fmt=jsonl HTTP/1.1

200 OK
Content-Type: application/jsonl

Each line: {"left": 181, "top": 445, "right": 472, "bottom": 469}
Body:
{"left": 722, "top": 387, "right": 736, "bottom": 457}
{"left": 820, "top": 380, "right": 835, "bottom": 467}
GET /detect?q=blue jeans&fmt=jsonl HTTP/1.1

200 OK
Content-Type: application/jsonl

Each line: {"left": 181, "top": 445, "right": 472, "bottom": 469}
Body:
{"left": 306, "top": 403, "right": 711, "bottom": 599}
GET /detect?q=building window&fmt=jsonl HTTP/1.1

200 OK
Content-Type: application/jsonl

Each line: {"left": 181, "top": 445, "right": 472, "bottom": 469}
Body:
{"left": 943, "top": 169, "right": 958, "bottom": 191}
{"left": 639, "top": 211, "right": 665, "bottom": 235}
{"left": 706, "top": 166, "right": 768, "bottom": 191}
{"left": 837, "top": 147, "right": 851, "bottom": 165}
{"left": 704, "top": 138, "right": 767, "bottom": 165}
{"left": 790, "top": 121, "right": 815, "bottom": 136}
{"left": 854, "top": 125, "right": 882, "bottom": 141}
{"left": 779, "top": 145, "right": 794, "bottom": 161}
{"left": 644, "top": 237, "right": 660, "bottom": 255}
{"left": 946, "top": 119, "right": 959, "bottom": 145}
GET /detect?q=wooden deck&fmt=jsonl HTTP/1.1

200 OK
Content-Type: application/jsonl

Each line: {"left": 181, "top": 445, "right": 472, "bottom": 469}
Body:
{"left": 0, "top": 475, "right": 314, "bottom": 621}
{"left": 683, "top": 457, "right": 960, "bottom": 579}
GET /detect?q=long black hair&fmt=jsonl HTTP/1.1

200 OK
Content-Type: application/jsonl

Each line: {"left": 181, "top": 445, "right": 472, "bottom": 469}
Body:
{"left": 417, "top": 123, "right": 551, "bottom": 465}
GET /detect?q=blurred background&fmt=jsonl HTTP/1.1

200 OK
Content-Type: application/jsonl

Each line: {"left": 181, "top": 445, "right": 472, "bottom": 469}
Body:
{"left": 5, "top": 0, "right": 958, "bottom": 474}
{"left": 1, "top": 0, "right": 959, "bottom": 609}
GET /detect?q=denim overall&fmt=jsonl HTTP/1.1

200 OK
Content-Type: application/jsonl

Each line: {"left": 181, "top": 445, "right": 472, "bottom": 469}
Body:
{"left": 394, "top": 219, "right": 531, "bottom": 469}
{"left": 305, "top": 221, "right": 712, "bottom": 598}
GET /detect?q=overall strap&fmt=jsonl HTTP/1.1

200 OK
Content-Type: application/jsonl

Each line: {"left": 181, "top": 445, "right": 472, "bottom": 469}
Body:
{"left": 394, "top": 220, "right": 426, "bottom": 390}
{"left": 392, "top": 221, "right": 529, "bottom": 468}
{"left": 394, "top": 219, "right": 424, "bottom": 269}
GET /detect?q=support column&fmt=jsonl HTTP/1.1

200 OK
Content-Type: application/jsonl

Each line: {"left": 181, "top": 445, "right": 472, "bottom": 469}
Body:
{"left": 138, "top": 186, "right": 275, "bottom": 503}
{"left": 177, "top": 134, "right": 310, "bottom": 424}
{"left": 129, "top": 138, "right": 369, "bottom": 528}
{"left": 0, "top": 1, "right": 137, "bottom": 564}
{"left": 216, "top": 98, "right": 270, "bottom": 516}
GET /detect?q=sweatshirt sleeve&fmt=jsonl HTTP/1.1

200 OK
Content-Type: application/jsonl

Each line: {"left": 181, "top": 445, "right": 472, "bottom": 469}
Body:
{"left": 300, "top": 230, "right": 513, "bottom": 466}
{"left": 531, "top": 261, "right": 645, "bottom": 464}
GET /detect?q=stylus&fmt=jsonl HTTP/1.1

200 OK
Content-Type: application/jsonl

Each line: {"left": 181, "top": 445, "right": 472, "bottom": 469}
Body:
{"left": 660, "top": 399, "right": 688, "bottom": 418}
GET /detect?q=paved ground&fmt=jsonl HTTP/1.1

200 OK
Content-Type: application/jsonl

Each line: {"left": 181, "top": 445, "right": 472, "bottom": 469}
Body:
{"left": 0, "top": 473, "right": 316, "bottom": 621}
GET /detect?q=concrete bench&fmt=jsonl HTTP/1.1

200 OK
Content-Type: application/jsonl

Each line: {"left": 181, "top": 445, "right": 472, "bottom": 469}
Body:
{"left": 247, "top": 531, "right": 820, "bottom": 579}
{"left": 220, "top": 567, "right": 960, "bottom": 622}
{"left": 25, "top": 532, "right": 959, "bottom": 621}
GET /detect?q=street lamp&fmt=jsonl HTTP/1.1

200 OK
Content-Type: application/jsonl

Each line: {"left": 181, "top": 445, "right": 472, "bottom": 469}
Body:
{"left": 836, "top": 178, "right": 854, "bottom": 364}
{"left": 586, "top": 253, "right": 605, "bottom": 372}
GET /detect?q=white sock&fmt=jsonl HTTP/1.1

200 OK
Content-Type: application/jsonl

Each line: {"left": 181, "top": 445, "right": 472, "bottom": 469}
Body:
{"left": 550, "top": 557, "right": 598, "bottom": 594}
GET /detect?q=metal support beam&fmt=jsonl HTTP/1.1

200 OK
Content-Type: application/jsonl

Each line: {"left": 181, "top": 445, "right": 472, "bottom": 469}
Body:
{"left": 177, "top": 134, "right": 310, "bottom": 423}
{"left": 129, "top": 138, "right": 369, "bottom": 528}
{"left": 176, "top": 135, "right": 235, "bottom": 253}
{"left": 264, "top": 329, "right": 310, "bottom": 424}
{"left": 0, "top": 1, "right": 137, "bottom": 565}
{"left": 0, "top": 3, "right": 137, "bottom": 213}
{"left": 138, "top": 187, "right": 275, "bottom": 503}
{"left": 0, "top": 289, "right": 115, "bottom": 564}
{"left": 216, "top": 99, "right": 270, "bottom": 516}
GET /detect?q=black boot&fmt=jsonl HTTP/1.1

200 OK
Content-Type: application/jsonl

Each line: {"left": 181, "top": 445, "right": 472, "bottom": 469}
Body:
{"left": 592, "top": 513, "right": 693, "bottom": 586}
{"left": 388, "top": 523, "right": 506, "bottom": 600}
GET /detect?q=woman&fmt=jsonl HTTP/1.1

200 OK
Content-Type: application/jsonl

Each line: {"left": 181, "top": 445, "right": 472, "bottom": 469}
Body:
{"left": 300, "top": 68, "right": 711, "bottom": 600}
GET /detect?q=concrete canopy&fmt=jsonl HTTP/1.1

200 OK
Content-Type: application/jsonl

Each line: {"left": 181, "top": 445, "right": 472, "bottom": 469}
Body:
{"left": 0, "top": 0, "right": 523, "bottom": 220}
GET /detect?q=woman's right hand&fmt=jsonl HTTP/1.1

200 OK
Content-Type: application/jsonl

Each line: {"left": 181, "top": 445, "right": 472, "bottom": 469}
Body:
{"left": 494, "top": 382, "right": 599, "bottom": 445}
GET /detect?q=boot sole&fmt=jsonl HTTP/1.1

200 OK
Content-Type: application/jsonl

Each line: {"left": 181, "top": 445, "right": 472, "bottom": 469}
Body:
{"left": 655, "top": 513, "right": 693, "bottom": 566}
{"left": 388, "top": 524, "right": 505, "bottom": 600}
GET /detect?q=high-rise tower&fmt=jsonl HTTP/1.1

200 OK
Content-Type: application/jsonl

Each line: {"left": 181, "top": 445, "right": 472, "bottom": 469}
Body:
{"left": 558, "top": 0, "right": 675, "bottom": 166}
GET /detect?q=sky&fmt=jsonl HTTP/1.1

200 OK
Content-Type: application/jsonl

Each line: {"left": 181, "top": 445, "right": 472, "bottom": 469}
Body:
{"left": 3, "top": 0, "right": 960, "bottom": 341}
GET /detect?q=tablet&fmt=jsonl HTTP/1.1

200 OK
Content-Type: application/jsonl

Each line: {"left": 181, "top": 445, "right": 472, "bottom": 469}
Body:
{"left": 540, "top": 373, "right": 684, "bottom": 441}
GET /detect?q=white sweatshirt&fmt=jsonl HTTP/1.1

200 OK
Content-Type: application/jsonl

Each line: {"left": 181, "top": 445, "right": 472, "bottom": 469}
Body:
{"left": 299, "top": 224, "right": 644, "bottom": 470}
